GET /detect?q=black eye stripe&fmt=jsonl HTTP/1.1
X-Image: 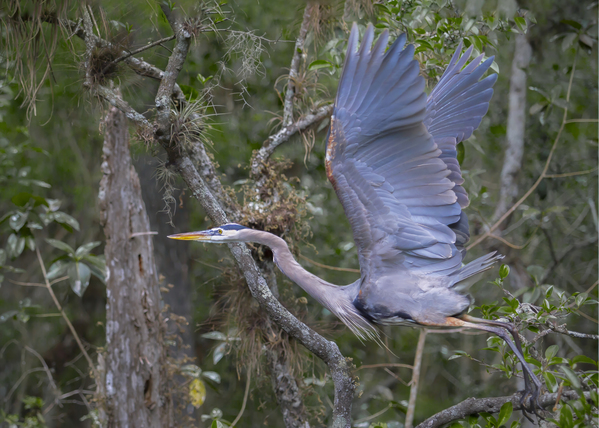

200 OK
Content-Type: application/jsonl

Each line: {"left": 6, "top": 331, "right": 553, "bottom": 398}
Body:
{"left": 220, "top": 224, "right": 249, "bottom": 231}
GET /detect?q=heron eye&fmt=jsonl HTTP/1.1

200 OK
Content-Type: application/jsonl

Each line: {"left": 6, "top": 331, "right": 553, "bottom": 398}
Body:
{"left": 218, "top": 229, "right": 223, "bottom": 235}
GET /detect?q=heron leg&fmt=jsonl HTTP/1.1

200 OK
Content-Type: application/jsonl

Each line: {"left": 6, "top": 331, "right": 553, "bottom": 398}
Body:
{"left": 457, "top": 318, "right": 542, "bottom": 416}
{"left": 458, "top": 314, "right": 534, "bottom": 399}
{"left": 415, "top": 316, "right": 542, "bottom": 417}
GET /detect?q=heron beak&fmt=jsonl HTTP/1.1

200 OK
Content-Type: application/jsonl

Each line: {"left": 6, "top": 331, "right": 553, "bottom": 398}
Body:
{"left": 167, "top": 231, "right": 212, "bottom": 241}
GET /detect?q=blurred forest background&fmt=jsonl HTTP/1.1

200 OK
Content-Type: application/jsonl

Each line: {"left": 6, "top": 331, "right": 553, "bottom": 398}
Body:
{"left": 0, "top": 0, "right": 597, "bottom": 427}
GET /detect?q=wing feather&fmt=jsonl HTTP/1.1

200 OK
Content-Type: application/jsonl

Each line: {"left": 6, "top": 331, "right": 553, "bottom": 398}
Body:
{"left": 425, "top": 44, "right": 497, "bottom": 250}
{"left": 327, "top": 24, "right": 496, "bottom": 286}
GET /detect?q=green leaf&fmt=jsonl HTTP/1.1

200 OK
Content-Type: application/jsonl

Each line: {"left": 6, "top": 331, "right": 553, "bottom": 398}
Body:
{"left": 181, "top": 364, "right": 202, "bottom": 378}
{"left": 68, "top": 262, "right": 91, "bottom": 297}
{"left": 211, "top": 420, "right": 225, "bottom": 428}
{"left": 545, "top": 345, "right": 559, "bottom": 360}
{"left": 46, "top": 239, "right": 76, "bottom": 255}
{"left": 529, "top": 102, "right": 546, "bottom": 115}
{"left": 75, "top": 241, "right": 102, "bottom": 258}
{"left": 561, "top": 19, "right": 582, "bottom": 30}
{"left": 308, "top": 60, "right": 333, "bottom": 71}
{"left": 562, "top": 33, "right": 577, "bottom": 51}
{"left": 7, "top": 234, "right": 26, "bottom": 258}
{"left": 575, "top": 293, "right": 587, "bottom": 307}
{"left": 213, "top": 342, "right": 227, "bottom": 365}
{"left": 544, "top": 371, "right": 558, "bottom": 393}
{"left": 52, "top": 211, "right": 80, "bottom": 232}
{"left": 202, "top": 371, "right": 221, "bottom": 383}
{"left": 572, "top": 355, "right": 597, "bottom": 367}
{"left": 180, "top": 84, "right": 200, "bottom": 101}
{"left": 29, "top": 179, "right": 51, "bottom": 188}
{"left": 499, "top": 264, "right": 510, "bottom": 279}
{"left": 25, "top": 236, "right": 35, "bottom": 251}
{"left": 514, "top": 16, "right": 527, "bottom": 33}
{"left": 559, "top": 403, "right": 573, "bottom": 428}
{"left": 497, "top": 402, "right": 513, "bottom": 426}
{"left": 11, "top": 193, "right": 49, "bottom": 207}
{"left": 196, "top": 74, "right": 214, "bottom": 85}
{"left": 201, "top": 331, "right": 228, "bottom": 341}
{"left": 47, "top": 260, "right": 69, "bottom": 281}
{"left": 560, "top": 366, "right": 581, "bottom": 389}
{"left": 87, "top": 261, "right": 106, "bottom": 284}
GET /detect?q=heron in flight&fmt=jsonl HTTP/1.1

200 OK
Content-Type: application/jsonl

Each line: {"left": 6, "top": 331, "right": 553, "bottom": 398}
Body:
{"left": 170, "top": 24, "right": 541, "bottom": 410}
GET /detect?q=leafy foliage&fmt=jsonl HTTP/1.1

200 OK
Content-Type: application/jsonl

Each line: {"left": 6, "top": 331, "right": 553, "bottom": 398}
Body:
{"left": 0, "top": 0, "right": 596, "bottom": 426}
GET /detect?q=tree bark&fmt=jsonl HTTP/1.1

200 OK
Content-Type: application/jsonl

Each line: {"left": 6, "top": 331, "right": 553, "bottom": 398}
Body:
{"left": 98, "top": 105, "right": 172, "bottom": 427}
{"left": 136, "top": 157, "right": 195, "bottom": 357}
{"left": 492, "top": 33, "right": 532, "bottom": 223}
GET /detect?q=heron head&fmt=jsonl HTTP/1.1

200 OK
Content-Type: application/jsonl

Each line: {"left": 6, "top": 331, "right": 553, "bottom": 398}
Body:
{"left": 168, "top": 223, "right": 251, "bottom": 243}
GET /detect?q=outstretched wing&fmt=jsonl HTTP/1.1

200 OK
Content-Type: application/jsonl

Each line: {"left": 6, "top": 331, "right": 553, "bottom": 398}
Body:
{"left": 425, "top": 43, "right": 497, "bottom": 253}
{"left": 326, "top": 24, "right": 495, "bottom": 284}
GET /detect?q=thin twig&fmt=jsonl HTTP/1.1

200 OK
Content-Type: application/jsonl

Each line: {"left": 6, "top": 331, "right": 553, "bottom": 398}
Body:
{"left": 489, "top": 233, "right": 527, "bottom": 250}
{"left": 405, "top": 329, "right": 428, "bottom": 428}
{"left": 250, "top": 104, "right": 334, "bottom": 177}
{"left": 23, "top": 346, "right": 60, "bottom": 401}
{"left": 36, "top": 247, "right": 97, "bottom": 377}
{"left": 299, "top": 253, "right": 360, "bottom": 273}
{"left": 8, "top": 279, "right": 46, "bottom": 287}
{"left": 576, "top": 310, "right": 598, "bottom": 323}
{"left": 549, "top": 323, "right": 598, "bottom": 339}
{"left": 384, "top": 368, "right": 409, "bottom": 386}
{"left": 231, "top": 370, "right": 251, "bottom": 427}
{"left": 50, "top": 275, "right": 69, "bottom": 286}
{"left": 129, "top": 231, "right": 158, "bottom": 238}
{"left": 356, "top": 363, "right": 414, "bottom": 371}
{"left": 468, "top": 50, "right": 579, "bottom": 250}
{"left": 564, "top": 118, "right": 599, "bottom": 123}
{"left": 100, "top": 35, "right": 176, "bottom": 75}
{"left": 545, "top": 167, "right": 598, "bottom": 178}
{"left": 354, "top": 404, "right": 393, "bottom": 424}
{"left": 3, "top": 368, "right": 47, "bottom": 403}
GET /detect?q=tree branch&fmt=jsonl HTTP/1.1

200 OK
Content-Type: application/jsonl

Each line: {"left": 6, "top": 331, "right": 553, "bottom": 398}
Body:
{"left": 102, "top": 35, "right": 176, "bottom": 73}
{"left": 155, "top": 5, "right": 192, "bottom": 147}
{"left": 59, "top": 7, "right": 355, "bottom": 425}
{"left": 405, "top": 329, "right": 427, "bottom": 428}
{"left": 416, "top": 390, "right": 591, "bottom": 428}
{"left": 546, "top": 323, "right": 599, "bottom": 340}
{"left": 283, "top": 3, "right": 316, "bottom": 127}
{"left": 250, "top": 104, "right": 333, "bottom": 177}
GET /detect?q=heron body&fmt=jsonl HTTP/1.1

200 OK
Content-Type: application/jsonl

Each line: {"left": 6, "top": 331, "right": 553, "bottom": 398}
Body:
{"left": 170, "top": 24, "right": 542, "bottom": 411}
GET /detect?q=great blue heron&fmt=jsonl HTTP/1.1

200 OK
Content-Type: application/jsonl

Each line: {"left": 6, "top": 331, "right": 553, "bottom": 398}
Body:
{"left": 170, "top": 24, "right": 542, "bottom": 411}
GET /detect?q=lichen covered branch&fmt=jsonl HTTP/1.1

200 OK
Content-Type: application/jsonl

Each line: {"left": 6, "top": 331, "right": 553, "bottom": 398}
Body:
{"left": 251, "top": 104, "right": 333, "bottom": 178}
{"left": 283, "top": 3, "right": 316, "bottom": 127}
{"left": 416, "top": 390, "right": 591, "bottom": 428}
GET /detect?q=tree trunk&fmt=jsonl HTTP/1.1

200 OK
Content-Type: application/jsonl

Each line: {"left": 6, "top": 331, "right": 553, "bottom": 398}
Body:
{"left": 492, "top": 33, "right": 532, "bottom": 222}
{"left": 136, "top": 157, "right": 195, "bottom": 357}
{"left": 491, "top": 33, "right": 533, "bottom": 293}
{"left": 98, "top": 105, "right": 172, "bottom": 427}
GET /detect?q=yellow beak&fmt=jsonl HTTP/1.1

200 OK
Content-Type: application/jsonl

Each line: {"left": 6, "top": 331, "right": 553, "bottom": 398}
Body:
{"left": 167, "top": 231, "right": 211, "bottom": 241}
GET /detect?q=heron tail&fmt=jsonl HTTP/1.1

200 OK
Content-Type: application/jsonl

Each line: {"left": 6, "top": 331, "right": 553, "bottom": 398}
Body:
{"left": 449, "top": 251, "right": 505, "bottom": 291}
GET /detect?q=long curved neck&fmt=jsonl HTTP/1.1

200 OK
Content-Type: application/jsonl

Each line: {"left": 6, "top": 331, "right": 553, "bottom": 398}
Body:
{"left": 240, "top": 229, "right": 378, "bottom": 341}
{"left": 243, "top": 230, "right": 347, "bottom": 306}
